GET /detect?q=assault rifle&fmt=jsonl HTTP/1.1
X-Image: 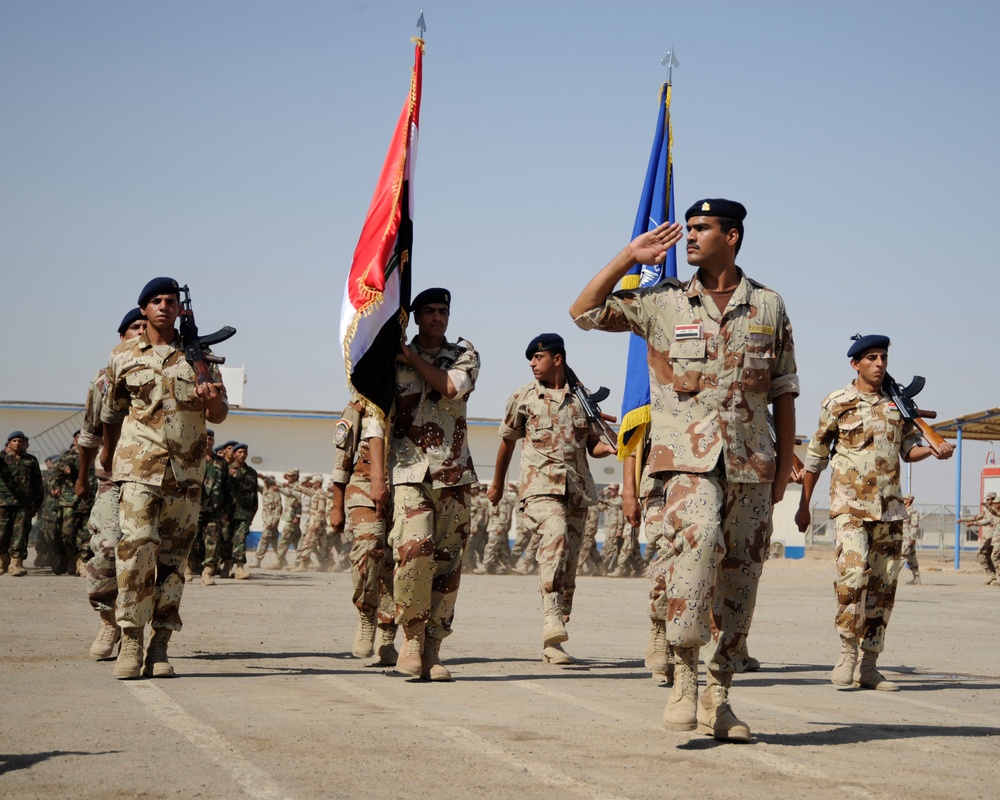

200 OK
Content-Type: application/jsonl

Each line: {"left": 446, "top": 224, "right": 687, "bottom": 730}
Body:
{"left": 765, "top": 413, "right": 805, "bottom": 479}
{"left": 882, "top": 372, "right": 949, "bottom": 456}
{"left": 178, "top": 285, "right": 237, "bottom": 386}
{"left": 564, "top": 365, "right": 618, "bottom": 448}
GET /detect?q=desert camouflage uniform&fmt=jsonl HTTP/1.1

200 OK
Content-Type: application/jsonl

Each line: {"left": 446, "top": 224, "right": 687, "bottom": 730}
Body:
{"left": 229, "top": 461, "right": 259, "bottom": 566}
{"left": 575, "top": 268, "right": 798, "bottom": 673}
{"left": 102, "top": 332, "right": 226, "bottom": 631}
{"left": 389, "top": 336, "right": 479, "bottom": 641}
{"left": 332, "top": 402, "right": 394, "bottom": 621}
{"left": 0, "top": 444, "right": 43, "bottom": 561}
{"left": 577, "top": 503, "right": 603, "bottom": 575}
{"left": 254, "top": 477, "right": 284, "bottom": 564}
{"left": 965, "top": 503, "right": 1000, "bottom": 578}
{"left": 478, "top": 488, "right": 515, "bottom": 573}
{"left": 600, "top": 493, "right": 625, "bottom": 573}
{"left": 295, "top": 482, "right": 328, "bottom": 568}
{"left": 803, "top": 380, "right": 922, "bottom": 654}
{"left": 463, "top": 489, "right": 490, "bottom": 570}
{"left": 276, "top": 483, "right": 303, "bottom": 563}
{"left": 499, "top": 380, "right": 598, "bottom": 625}
{"left": 901, "top": 505, "right": 920, "bottom": 577}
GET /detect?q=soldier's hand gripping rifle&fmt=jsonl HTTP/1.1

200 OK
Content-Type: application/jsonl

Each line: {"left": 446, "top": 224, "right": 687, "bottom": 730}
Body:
{"left": 178, "top": 285, "right": 237, "bottom": 386}
{"left": 882, "top": 372, "right": 949, "bottom": 457}
{"left": 564, "top": 365, "right": 618, "bottom": 448}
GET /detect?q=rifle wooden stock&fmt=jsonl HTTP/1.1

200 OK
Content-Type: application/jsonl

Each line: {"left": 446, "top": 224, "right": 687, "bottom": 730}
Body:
{"left": 913, "top": 417, "right": 949, "bottom": 457}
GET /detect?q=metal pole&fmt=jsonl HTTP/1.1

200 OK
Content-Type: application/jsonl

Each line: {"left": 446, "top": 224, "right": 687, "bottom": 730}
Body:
{"left": 954, "top": 424, "right": 963, "bottom": 570}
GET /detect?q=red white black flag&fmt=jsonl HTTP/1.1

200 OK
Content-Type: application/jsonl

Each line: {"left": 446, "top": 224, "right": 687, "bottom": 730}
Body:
{"left": 339, "top": 39, "right": 423, "bottom": 420}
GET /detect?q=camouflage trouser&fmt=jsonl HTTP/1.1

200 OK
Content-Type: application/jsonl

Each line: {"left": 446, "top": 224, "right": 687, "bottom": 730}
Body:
{"left": 601, "top": 534, "right": 622, "bottom": 572}
{"left": 901, "top": 538, "right": 919, "bottom": 574}
{"left": 32, "top": 503, "right": 59, "bottom": 567}
{"left": 647, "top": 467, "right": 771, "bottom": 675}
{"left": 217, "top": 518, "right": 234, "bottom": 563}
{"left": 521, "top": 496, "right": 586, "bottom": 618}
{"left": 348, "top": 505, "right": 394, "bottom": 621}
{"left": 480, "top": 521, "right": 512, "bottom": 571}
{"left": 390, "top": 483, "right": 469, "bottom": 640}
{"left": 231, "top": 519, "right": 250, "bottom": 565}
{"left": 54, "top": 507, "right": 85, "bottom": 571}
{"left": 0, "top": 505, "right": 33, "bottom": 559}
{"left": 577, "top": 506, "right": 602, "bottom": 574}
{"left": 833, "top": 514, "right": 903, "bottom": 654}
{"left": 255, "top": 523, "right": 280, "bottom": 561}
{"left": 510, "top": 520, "right": 531, "bottom": 565}
{"left": 116, "top": 470, "right": 201, "bottom": 631}
{"left": 276, "top": 521, "right": 301, "bottom": 563}
{"left": 992, "top": 536, "right": 1000, "bottom": 571}
{"left": 199, "top": 516, "right": 225, "bottom": 569}
{"left": 85, "top": 479, "right": 122, "bottom": 612}
{"left": 462, "top": 520, "right": 488, "bottom": 569}
{"left": 297, "top": 522, "right": 327, "bottom": 566}
{"left": 978, "top": 536, "right": 996, "bottom": 575}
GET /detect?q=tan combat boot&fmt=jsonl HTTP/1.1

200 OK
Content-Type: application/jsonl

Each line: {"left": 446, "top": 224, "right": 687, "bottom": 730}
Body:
{"left": 234, "top": 564, "right": 250, "bottom": 580}
{"left": 374, "top": 622, "right": 399, "bottom": 666}
{"left": 292, "top": 560, "right": 310, "bottom": 573}
{"left": 542, "top": 592, "right": 568, "bottom": 646}
{"left": 114, "top": 627, "right": 144, "bottom": 679}
{"left": 352, "top": 610, "right": 377, "bottom": 658}
{"left": 8, "top": 557, "right": 27, "bottom": 577}
{"left": 396, "top": 621, "right": 425, "bottom": 677}
{"left": 143, "top": 628, "right": 175, "bottom": 678}
{"left": 855, "top": 649, "right": 899, "bottom": 691}
{"left": 0, "top": 553, "right": 10, "bottom": 575}
{"left": 830, "top": 635, "right": 858, "bottom": 687}
{"left": 662, "top": 646, "right": 699, "bottom": 731}
{"left": 421, "top": 635, "right": 453, "bottom": 681}
{"left": 201, "top": 567, "right": 216, "bottom": 586}
{"left": 645, "top": 618, "right": 672, "bottom": 683}
{"left": 90, "top": 609, "right": 121, "bottom": 660}
{"left": 698, "top": 671, "right": 751, "bottom": 742}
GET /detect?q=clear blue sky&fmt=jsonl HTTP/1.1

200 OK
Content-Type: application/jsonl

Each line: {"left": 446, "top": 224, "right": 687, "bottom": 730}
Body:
{"left": 2, "top": 0, "right": 998, "bottom": 506}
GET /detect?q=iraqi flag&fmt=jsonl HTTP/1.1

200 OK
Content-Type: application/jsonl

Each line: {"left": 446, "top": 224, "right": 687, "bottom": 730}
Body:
{"left": 339, "top": 39, "right": 423, "bottom": 420}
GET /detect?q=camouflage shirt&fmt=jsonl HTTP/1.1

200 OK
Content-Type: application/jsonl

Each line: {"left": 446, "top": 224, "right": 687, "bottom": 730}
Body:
{"left": 200, "top": 454, "right": 231, "bottom": 519}
{"left": 499, "top": 381, "right": 598, "bottom": 504}
{"left": 101, "top": 332, "right": 228, "bottom": 486}
{"left": 470, "top": 492, "right": 490, "bottom": 532}
{"left": 0, "top": 447, "right": 43, "bottom": 510}
{"left": 278, "top": 483, "right": 303, "bottom": 525}
{"left": 53, "top": 447, "right": 82, "bottom": 509}
{"left": 230, "top": 463, "right": 259, "bottom": 521}
{"left": 258, "top": 479, "right": 283, "bottom": 527}
{"left": 78, "top": 367, "right": 108, "bottom": 454}
{"left": 488, "top": 488, "right": 516, "bottom": 535}
{"left": 390, "top": 336, "right": 480, "bottom": 488}
{"left": 574, "top": 269, "right": 799, "bottom": 483}
{"left": 902, "top": 508, "right": 920, "bottom": 542}
{"left": 331, "top": 400, "right": 384, "bottom": 510}
{"left": 964, "top": 503, "right": 1000, "bottom": 532}
{"left": 803, "top": 380, "right": 923, "bottom": 522}
{"left": 601, "top": 494, "right": 625, "bottom": 538}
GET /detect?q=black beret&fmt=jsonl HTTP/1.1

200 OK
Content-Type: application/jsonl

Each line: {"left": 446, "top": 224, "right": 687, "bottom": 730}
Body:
{"left": 137, "top": 277, "right": 180, "bottom": 307}
{"left": 847, "top": 334, "right": 891, "bottom": 359}
{"left": 221, "top": 440, "right": 238, "bottom": 449}
{"left": 410, "top": 287, "right": 450, "bottom": 312}
{"left": 6, "top": 430, "right": 26, "bottom": 442}
{"left": 234, "top": 443, "right": 248, "bottom": 451}
{"left": 684, "top": 198, "right": 747, "bottom": 222}
{"left": 207, "top": 429, "right": 215, "bottom": 437}
{"left": 525, "top": 333, "right": 565, "bottom": 360}
{"left": 117, "top": 307, "right": 145, "bottom": 335}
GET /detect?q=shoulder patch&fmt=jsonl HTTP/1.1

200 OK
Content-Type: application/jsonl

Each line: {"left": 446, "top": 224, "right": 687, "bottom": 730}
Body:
{"left": 333, "top": 418, "right": 352, "bottom": 446}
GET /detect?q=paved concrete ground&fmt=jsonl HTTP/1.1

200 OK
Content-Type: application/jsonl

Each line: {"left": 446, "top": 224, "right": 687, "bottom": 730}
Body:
{"left": 1, "top": 552, "right": 998, "bottom": 800}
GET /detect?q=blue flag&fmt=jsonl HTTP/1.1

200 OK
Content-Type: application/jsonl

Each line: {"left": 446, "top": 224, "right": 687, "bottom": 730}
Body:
{"left": 618, "top": 83, "right": 677, "bottom": 460}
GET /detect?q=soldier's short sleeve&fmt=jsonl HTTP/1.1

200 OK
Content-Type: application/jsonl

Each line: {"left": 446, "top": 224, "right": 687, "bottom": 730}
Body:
{"left": 768, "top": 299, "right": 800, "bottom": 401}
{"left": 448, "top": 339, "right": 480, "bottom": 397}
{"left": 573, "top": 290, "right": 649, "bottom": 336}
{"left": 900, "top": 420, "right": 923, "bottom": 458}
{"left": 100, "top": 354, "right": 129, "bottom": 425}
{"left": 802, "top": 397, "right": 838, "bottom": 474}
{"left": 360, "top": 414, "right": 384, "bottom": 441}
{"left": 78, "top": 372, "right": 104, "bottom": 449}
{"left": 498, "top": 388, "right": 527, "bottom": 441}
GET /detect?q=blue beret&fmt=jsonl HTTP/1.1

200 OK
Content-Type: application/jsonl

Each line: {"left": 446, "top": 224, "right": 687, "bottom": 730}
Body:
{"left": 137, "top": 277, "right": 180, "bottom": 307}
{"left": 410, "top": 287, "right": 450, "bottom": 312}
{"left": 7, "top": 430, "right": 26, "bottom": 442}
{"left": 207, "top": 429, "right": 215, "bottom": 437}
{"left": 117, "top": 307, "right": 145, "bottom": 335}
{"left": 847, "top": 334, "right": 891, "bottom": 359}
{"left": 234, "top": 443, "right": 248, "bottom": 451}
{"left": 525, "top": 333, "right": 565, "bottom": 360}
{"left": 685, "top": 198, "right": 747, "bottom": 222}
{"left": 221, "top": 440, "right": 238, "bottom": 449}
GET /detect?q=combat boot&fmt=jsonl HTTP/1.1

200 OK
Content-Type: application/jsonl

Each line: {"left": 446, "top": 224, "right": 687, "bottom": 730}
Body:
{"left": 542, "top": 642, "right": 574, "bottom": 665}
{"left": 907, "top": 571, "right": 921, "bottom": 585}
{"left": 114, "top": 627, "right": 144, "bottom": 679}
{"left": 0, "top": 553, "right": 9, "bottom": 575}
{"left": 292, "top": 560, "right": 310, "bottom": 573}
{"left": 352, "top": 609, "right": 377, "bottom": 659}
{"left": 90, "top": 609, "right": 121, "bottom": 660}
{"left": 662, "top": 646, "right": 699, "bottom": 731}
{"left": 855, "top": 649, "right": 899, "bottom": 691}
{"left": 542, "top": 592, "right": 568, "bottom": 646}
{"left": 698, "top": 671, "right": 751, "bottom": 742}
{"left": 985, "top": 573, "right": 997, "bottom": 585}
{"left": 830, "top": 635, "right": 858, "bottom": 688}
{"left": 247, "top": 555, "right": 261, "bottom": 568}
{"left": 396, "top": 621, "right": 425, "bottom": 677}
{"left": 143, "top": 628, "right": 175, "bottom": 678}
{"left": 421, "top": 635, "right": 453, "bottom": 681}
{"left": 219, "top": 560, "right": 233, "bottom": 578}
{"left": 234, "top": 564, "right": 250, "bottom": 580}
{"left": 374, "top": 622, "right": 399, "bottom": 666}
{"left": 644, "top": 618, "right": 670, "bottom": 676}
{"left": 8, "top": 557, "right": 27, "bottom": 577}
{"left": 201, "top": 567, "right": 216, "bottom": 586}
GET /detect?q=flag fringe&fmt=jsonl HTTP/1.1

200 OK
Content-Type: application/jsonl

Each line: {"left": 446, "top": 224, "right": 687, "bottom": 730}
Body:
{"left": 620, "top": 274, "right": 641, "bottom": 291}
{"left": 616, "top": 409, "right": 650, "bottom": 461}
